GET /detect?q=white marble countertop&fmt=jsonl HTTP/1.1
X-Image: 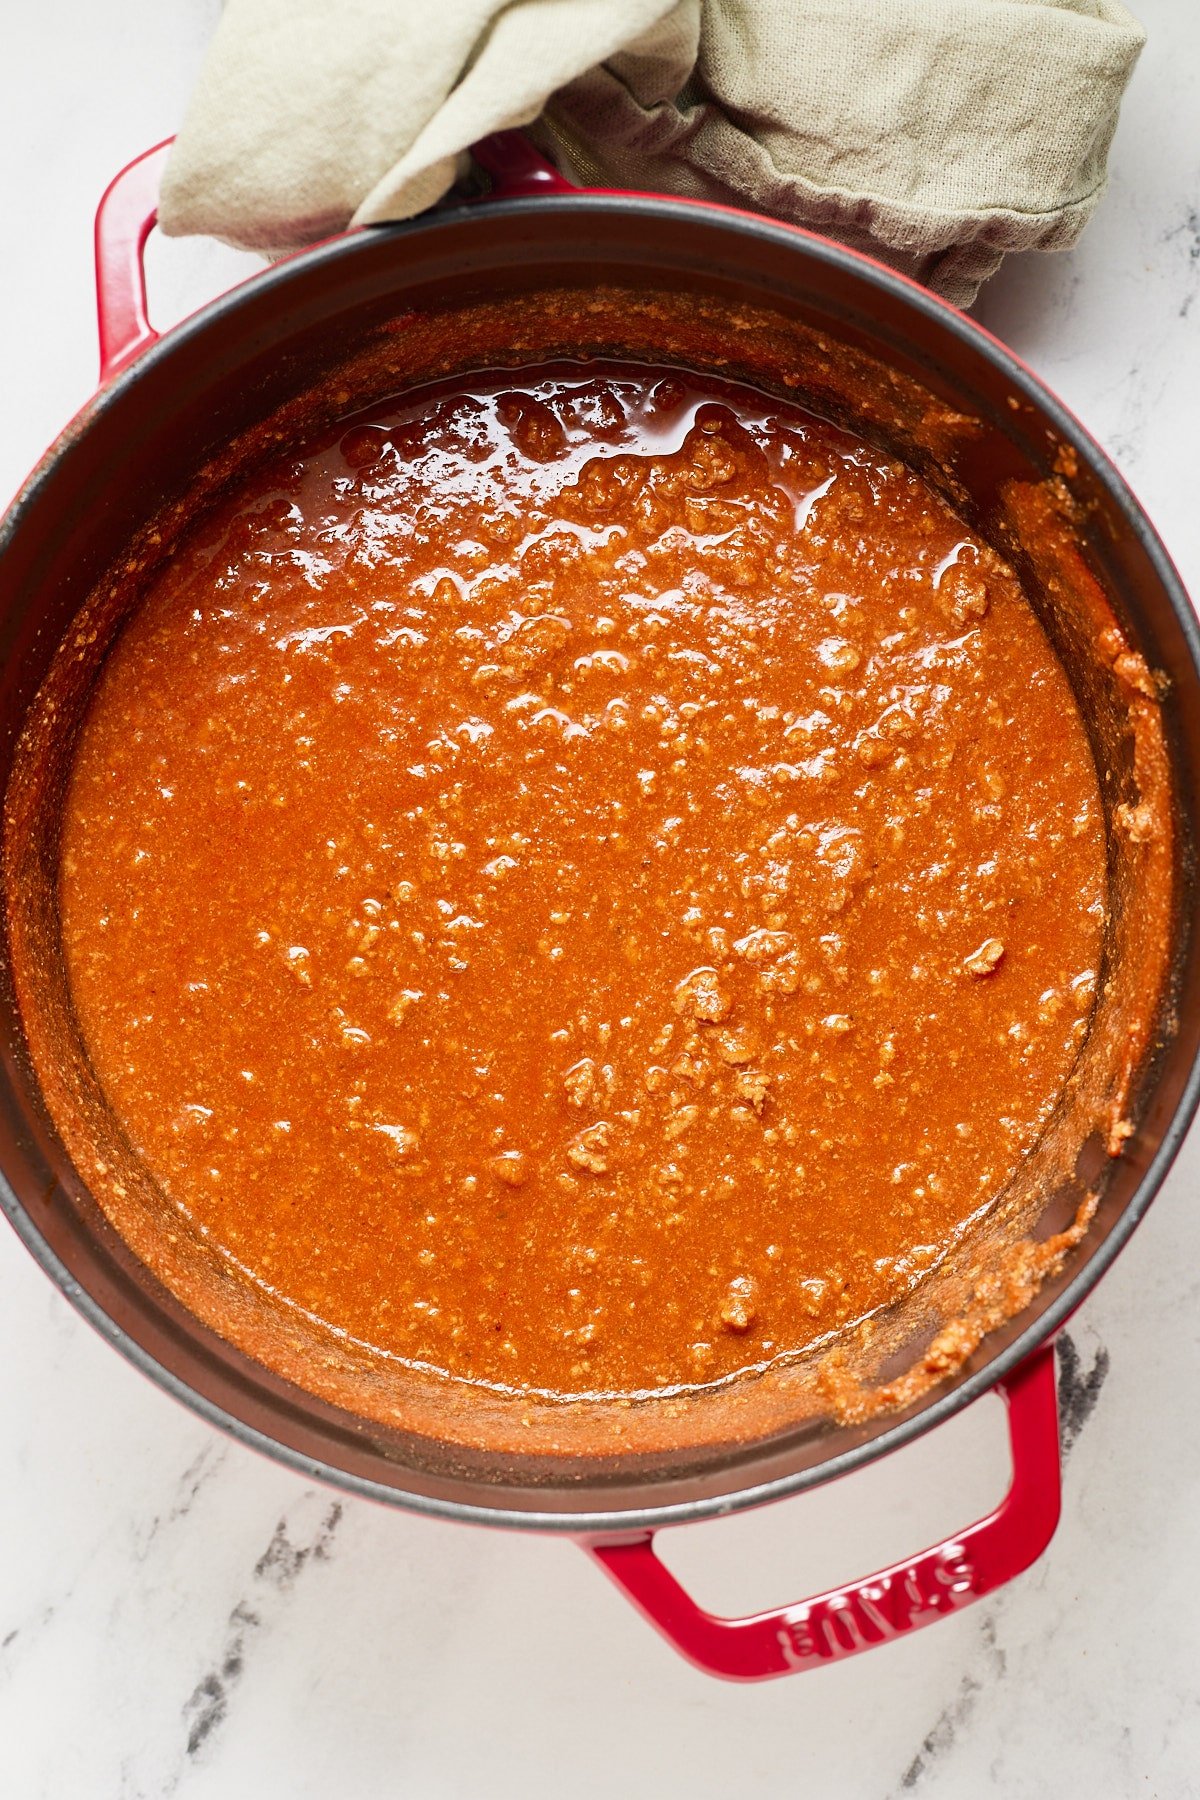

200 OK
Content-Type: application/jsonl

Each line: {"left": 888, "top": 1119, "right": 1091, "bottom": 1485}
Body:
{"left": 2, "top": 4, "right": 1198, "bottom": 1795}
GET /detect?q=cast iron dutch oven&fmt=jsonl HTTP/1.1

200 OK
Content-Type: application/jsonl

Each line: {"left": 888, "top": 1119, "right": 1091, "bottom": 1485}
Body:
{"left": 0, "top": 133, "right": 1197, "bottom": 1681}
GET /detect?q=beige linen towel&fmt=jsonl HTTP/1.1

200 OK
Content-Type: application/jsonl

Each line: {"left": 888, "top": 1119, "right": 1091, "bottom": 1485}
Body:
{"left": 159, "top": 0, "right": 1145, "bottom": 307}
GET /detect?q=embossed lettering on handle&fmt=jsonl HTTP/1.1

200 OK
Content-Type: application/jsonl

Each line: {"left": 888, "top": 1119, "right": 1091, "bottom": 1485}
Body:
{"left": 584, "top": 1346, "right": 1060, "bottom": 1681}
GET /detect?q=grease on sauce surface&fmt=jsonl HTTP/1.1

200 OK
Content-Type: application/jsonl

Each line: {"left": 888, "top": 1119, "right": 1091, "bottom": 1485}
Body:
{"left": 59, "top": 367, "right": 1107, "bottom": 1400}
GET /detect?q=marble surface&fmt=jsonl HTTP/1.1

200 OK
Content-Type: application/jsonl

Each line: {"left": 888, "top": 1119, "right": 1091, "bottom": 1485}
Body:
{"left": 2, "top": 4, "right": 1198, "bottom": 1794}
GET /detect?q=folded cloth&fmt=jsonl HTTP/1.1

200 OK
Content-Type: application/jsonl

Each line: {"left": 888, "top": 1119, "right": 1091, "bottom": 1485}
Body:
{"left": 159, "top": 0, "right": 1145, "bottom": 307}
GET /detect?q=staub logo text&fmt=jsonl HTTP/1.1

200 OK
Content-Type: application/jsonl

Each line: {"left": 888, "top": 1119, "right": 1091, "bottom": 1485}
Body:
{"left": 777, "top": 1546, "right": 976, "bottom": 1667}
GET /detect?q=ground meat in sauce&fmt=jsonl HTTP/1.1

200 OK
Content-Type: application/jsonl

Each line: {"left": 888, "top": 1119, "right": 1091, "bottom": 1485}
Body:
{"left": 57, "top": 366, "right": 1108, "bottom": 1400}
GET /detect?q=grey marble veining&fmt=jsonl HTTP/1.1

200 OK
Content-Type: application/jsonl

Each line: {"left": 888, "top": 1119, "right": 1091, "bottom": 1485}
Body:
{"left": 1, "top": 3, "right": 1198, "bottom": 1795}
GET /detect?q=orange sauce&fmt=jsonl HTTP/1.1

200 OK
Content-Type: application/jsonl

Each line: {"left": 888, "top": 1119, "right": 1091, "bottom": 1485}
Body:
{"left": 57, "top": 366, "right": 1107, "bottom": 1400}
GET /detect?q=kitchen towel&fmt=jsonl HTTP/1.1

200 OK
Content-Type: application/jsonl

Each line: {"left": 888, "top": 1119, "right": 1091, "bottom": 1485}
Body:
{"left": 159, "top": 0, "right": 1146, "bottom": 306}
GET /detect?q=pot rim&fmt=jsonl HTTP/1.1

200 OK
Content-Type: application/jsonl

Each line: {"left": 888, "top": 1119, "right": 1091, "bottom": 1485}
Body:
{"left": 3, "top": 189, "right": 1199, "bottom": 1534}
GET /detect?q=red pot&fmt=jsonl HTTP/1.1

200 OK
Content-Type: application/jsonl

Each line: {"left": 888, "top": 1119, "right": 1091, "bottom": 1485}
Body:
{"left": 1, "top": 134, "right": 1197, "bottom": 1682}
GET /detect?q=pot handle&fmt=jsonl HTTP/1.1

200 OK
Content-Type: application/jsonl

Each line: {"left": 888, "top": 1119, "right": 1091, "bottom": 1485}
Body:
{"left": 91, "top": 131, "right": 565, "bottom": 384}
{"left": 472, "top": 132, "right": 578, "bottom": 199}
{"left": 94, "top": 140, "right": 173, "bottom": 383}
{"left": 584, "top": 1345, "right": 1060, "bottom": 1681}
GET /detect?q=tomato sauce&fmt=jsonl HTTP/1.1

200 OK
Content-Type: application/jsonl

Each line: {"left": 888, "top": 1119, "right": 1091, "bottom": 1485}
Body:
{"left": 57, "top": 366, "right": 1107, "bottom": 1401}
